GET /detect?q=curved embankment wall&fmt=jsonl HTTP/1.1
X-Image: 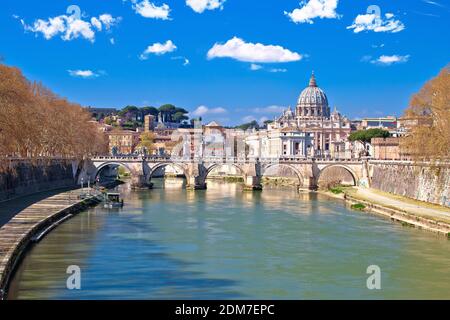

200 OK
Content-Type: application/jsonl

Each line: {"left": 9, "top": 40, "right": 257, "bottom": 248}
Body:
{"left": 0, "top": 190, "right": 101, "bottom": 300}
{"left": 370, "top": 162, "right": 450, "bottom": 207}
{"left": 0, "top": 159, "right": 97, "bottom": 202}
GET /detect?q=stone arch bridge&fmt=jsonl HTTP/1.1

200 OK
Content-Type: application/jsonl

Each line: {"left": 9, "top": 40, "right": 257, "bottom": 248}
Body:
{"left": 89, "top": 156, "right": 370, "bottom": 191}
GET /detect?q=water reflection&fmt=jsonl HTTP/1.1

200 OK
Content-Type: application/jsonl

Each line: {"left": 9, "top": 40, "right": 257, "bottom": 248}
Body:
{"left": 8, "top": 179, "right": 450, "bottom": 300}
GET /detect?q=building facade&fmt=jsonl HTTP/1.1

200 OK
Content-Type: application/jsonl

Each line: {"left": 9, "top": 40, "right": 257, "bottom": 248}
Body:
{"left": 107, "top": 130, "right": 141, "bottom": 155}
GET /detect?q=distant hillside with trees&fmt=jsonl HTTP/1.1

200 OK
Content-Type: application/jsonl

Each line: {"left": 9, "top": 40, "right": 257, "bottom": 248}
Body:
{"left": 104, "top": 104, "right": 190, "bottom": 130}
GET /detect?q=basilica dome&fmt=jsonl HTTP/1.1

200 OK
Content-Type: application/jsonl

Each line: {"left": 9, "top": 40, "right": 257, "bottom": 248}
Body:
{"left": 296, "top": 73, "right": 330, "bottom": 119}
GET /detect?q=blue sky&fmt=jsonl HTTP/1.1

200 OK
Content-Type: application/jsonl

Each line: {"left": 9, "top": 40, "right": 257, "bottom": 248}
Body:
{"left": 1, "top": 0, "right": 449, "bottom": 125}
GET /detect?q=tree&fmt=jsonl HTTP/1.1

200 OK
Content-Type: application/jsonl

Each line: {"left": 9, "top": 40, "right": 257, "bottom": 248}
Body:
{"left": 0, "top": 63, "right": 107, "bottom": 163}
{"left": 158, "top": 104, "right": 189, "bottom": 123}
{"left": 119, "top": 105, "right": 140, "bottom": 122}
{"left": 263, "top": 119, "right": 273, "bottom": 128}
{"left": 236, "top": 120, "right": 260, "bottom": 131}
{"left": 141, "top": 106, "right": 158, "bottom": 116}
{"left": 104, "top": 116, "right": 113, "bottom": 125}
{"left": 172, "top": 111, "right": 189, "bottom": 123}
{"left": 138, "top": 132, "right": 154, "bottom": 152}
{"left": 175, "top": 107, "right": 189, "bottom": 114}
{"left": 121, "top": 121, "right": 140, "bottom": 130}
{"left": 119, "top": 105, "right": 139, "bottom": 116}
{"left": 159, "top": 104, "right": 177, "bottom": 113}
{"left": 400, "top": 65, "right": 450, "bottom": 161}
{"left": 348, "top": 129, "right": 390, "bottom": 156}
{"left": 349, "top": 128, "right": 390, "bottom": 144}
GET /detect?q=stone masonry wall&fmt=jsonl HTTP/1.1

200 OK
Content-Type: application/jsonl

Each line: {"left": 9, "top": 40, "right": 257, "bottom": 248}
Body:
{"left": 370, "top": 162, "right": 450, "bottom": 207}
{"left": 0, "top": 160, "right": 76, "bottom": 202}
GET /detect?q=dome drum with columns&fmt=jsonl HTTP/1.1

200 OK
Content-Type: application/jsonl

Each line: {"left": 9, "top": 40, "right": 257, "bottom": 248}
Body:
{"left": 296, "top": 72, "right": 330, "bottom": 119}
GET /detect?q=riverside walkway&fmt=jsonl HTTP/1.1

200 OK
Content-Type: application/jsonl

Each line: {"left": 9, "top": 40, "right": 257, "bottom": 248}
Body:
{"left": 354, "top": 188, "right": 450, "bottom": 224}
{"left": 342, "top": 188, "right": 450, "bottom": 235}
{"left": 0, "top": 188, "right": 101, "bottom": 299}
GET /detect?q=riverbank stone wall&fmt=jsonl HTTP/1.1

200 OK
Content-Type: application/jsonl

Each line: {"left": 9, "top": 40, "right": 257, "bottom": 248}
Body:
{"left": 370, "top": 162, "right": 450, "bottom": 207}
{"left": 0, "top": 160, "right": 77, "bottom": 202}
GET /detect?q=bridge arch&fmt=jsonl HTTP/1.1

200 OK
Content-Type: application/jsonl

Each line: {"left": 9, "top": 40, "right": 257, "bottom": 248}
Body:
{"left": 261, "top": 163, "right": 304, "bottom": 186}
{"left": 204, "top": 163, "right": 246, "bottom": 181}
{"left": 150, "top": 162, "right": 188, "bottom": 180}
{"left": 317, "top": 164, "right": 357, "bottom": 187}
{"left": 95, "top": 161, "right": 134, "bottom": 179}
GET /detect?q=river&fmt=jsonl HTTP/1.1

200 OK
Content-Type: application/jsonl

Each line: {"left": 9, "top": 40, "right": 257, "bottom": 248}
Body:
{"left": 8, "top": 179, "right": 450, "bottom": 299}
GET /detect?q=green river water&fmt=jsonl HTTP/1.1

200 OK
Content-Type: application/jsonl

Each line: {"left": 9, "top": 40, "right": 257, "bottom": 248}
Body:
{"left": 8, "top": 179, "right": 450, "bottom": 299}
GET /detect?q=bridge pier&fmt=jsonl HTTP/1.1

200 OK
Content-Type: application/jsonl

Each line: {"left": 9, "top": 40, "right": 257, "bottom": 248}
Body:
{"left": 131, "top": 174, "right": 153, "bottom": 190}
{"left": 186, "top": 175, "right": 207, "bottom": 190}
{"left": 243, "top": 176, "right": 262, "bottom": 191}
{"left": 299, "top": 176, "right": 317, "bottom": 191}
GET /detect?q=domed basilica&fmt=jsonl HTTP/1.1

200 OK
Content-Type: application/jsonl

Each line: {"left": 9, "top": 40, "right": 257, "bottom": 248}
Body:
{"left": 246, "top": 72, "right": 352, "bottom": 158}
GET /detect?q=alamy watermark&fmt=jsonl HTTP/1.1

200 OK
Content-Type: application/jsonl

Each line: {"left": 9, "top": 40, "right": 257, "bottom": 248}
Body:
{"left": 366, "top": 265, "right": 381, "bottom": 290}
{"left": 66, "top": 5, "right": 81, "bottom": 20}
{"left": 66, "top": 265, "right": 81, "bottom": 290}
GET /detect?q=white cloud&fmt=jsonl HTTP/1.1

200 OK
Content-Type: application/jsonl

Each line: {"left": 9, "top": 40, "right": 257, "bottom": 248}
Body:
{"left": 186, "top": 0, "right": 226, "bottom": 13}
{"left": 250, "top": 63, "right": 262, "bottom": 71}
{"left": 110, "top": 38, "right": 115, "bottom": 45}
{"left": 253, "top": 105, "right": 286, "bottom": 114}
{"left": 191, "top": 106, "right": 227, "bottom": 117}
{"left": 68, "top": 70, "right": 100, "bottom": 78}
{"left": 207, "top": 37, "right": 302, "bottom": 63}
{"left": 63, "top": 18, "right": 95, "bottom": 41}
{"left": 347, "top": 13, "right": 405, "bottom": 33}
{"left": 99, "top": 14, "right": 121, "bottom": 29}
{"left": 371, "top": 55, "right": 410, "bottom": 65}
{"left": 422, "top": 0, "right": 444, "bottom": 7}
{"left": 24, "top": 16, "right": 66, "bottom": 40}
{"left": 285, "top": 0, "right": 340, "bottom": 24}
{"left": 90, "top": 17, "right": 102, "bottom": 31}
{"left": 131, "top": 0, "right": 171, "bottom": 20}
{"left": 20, "top": 12, "right": 121, "bottom": 42}
{"left": 140, "top": 40, "right": 177, "bottom": 59}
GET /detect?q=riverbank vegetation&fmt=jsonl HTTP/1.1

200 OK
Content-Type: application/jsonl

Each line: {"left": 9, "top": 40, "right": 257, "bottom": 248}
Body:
{"left": 261, "top": 177, "right": 298, "bottom": 186}
{"left": 350, "top": 203, "right": 366, "bottom": 211}
{"left": 207, "top": 176, "right": 244, "bottom": 183}
{"left": 0, "top": 63, "right": 108, "bottom": 166}
{"left": 329, "top": 186, "right": 344, "bottom": 194}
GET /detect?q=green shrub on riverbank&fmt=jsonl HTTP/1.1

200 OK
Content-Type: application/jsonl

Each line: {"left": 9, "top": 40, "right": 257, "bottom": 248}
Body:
{"left": 351, "top": 203, "right": 366, "bottom": 211}
{"left": 118, "top": 167, "right": 131, "bottom": 178}
{"left": 208, "top": 176, "right": 244, "bottom": 183}
{"left": 330, "top": 187, "right": 344, "bottom": 194}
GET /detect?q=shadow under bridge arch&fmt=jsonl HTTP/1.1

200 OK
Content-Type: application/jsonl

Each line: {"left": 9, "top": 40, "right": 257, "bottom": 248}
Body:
{"left": 261, "top": 163, "right": 304, "bottom": 187}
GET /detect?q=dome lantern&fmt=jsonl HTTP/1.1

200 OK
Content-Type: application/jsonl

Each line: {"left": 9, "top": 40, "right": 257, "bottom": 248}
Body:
{"left": 309, "top": 71, "right": 317, "bottom": 87}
